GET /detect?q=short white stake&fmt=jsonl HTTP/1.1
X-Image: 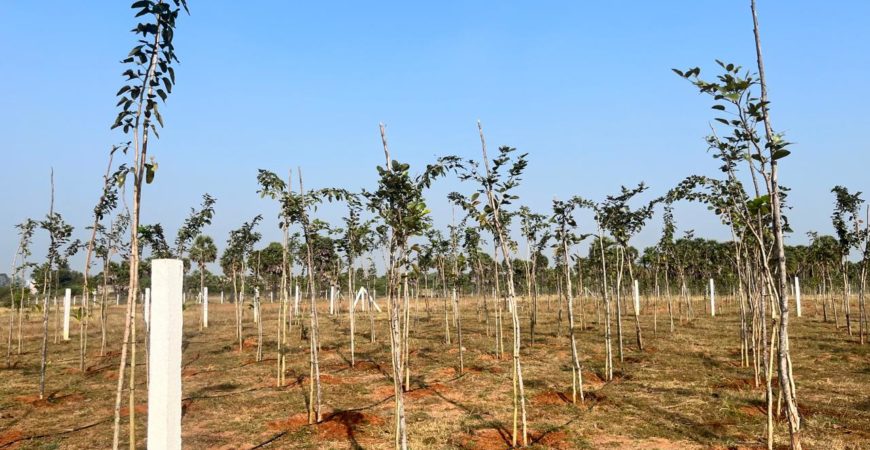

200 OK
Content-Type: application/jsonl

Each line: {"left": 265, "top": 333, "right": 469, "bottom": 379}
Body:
{"left": 294, "top": 284, "right": 300, "bottom": 315}
{"left": 633, "top": 279, "right": 640, "bottom": 314}
{"left": 147, "top": 259, "right": 183, "bottom": 450}
{"left": 709, "top": 278, "right": 716, "bottom": 317}
{"left": 253, "top": 288, "right": 260, "bottom": 324}
{"left": 202, "top": 286, "right": 209, "bottom": 328}
{"left": 329, "top": 286, "right": 335, "bottom": 315}
{"left": 794, "top": 276, "right": 802, "bottom": 318}
{"left": 62, "top": 288, "right": 71, "bottom": 341}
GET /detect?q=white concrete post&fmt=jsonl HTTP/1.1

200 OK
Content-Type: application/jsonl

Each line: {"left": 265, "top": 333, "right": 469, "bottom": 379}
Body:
{"left": 253, "top": 288, "right": 260, "bottom": 324}
{"left": 116, "top": 293, "right": 120, "bottom": 306}
{"left": 144, "top": 287, "right": 151, "bottom": 330}
{"left": 294, "top": 284, "right": 300, "bottom": 315}
{"left": 329, "top": 286, "right": 335, "bottom": 315}
{"left": 62, "top": 289, "right": 71, "bottom": 341}
{"left": 221, "top": 291, "right": 224, "bottom": 304}
{"left": 202, "top": 286, "right": 209, "bottom": 328}
{"left": 147, "top": 259, "right": 183, "bottom": 450}
{"left": 270, "top": 291, "right": 274, "bottom": 304}
{"left": 795, "top": 276, "right": 802, "bottom": 318}
{"left": 632, "top": 279, "right": 640, "bottom": 314}
{"left": 709, "top": 278, "right": 716, "bottom": 317}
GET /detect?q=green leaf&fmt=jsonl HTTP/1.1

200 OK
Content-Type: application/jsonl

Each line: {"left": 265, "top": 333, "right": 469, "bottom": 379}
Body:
{"left": 145, "top": 162, "right": 157, "bottom": 184}
{"left": 771, "top": 149, "right": 791, "bottom": 160}
{"left": 711, "top": 104, "right": 726, "bottom": 111}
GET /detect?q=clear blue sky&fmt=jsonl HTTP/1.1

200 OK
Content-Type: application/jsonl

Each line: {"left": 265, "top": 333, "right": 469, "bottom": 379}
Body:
{"left": 1, "top": 1, "right": 868, "bottom": 270}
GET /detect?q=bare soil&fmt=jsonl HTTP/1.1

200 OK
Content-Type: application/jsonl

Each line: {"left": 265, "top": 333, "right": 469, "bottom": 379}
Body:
{"left": 1, "top": 294, "right": 868, "bottom": 449}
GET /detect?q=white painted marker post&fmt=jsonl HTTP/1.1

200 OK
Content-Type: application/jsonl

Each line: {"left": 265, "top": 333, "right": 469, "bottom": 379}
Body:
{"left": 144, "top": 287, "right": 151, "bottom": 331}
{"left": 221, "top": 291, "right": 224, "bottom": 304}
{"left": 147, "top": 259, "right": 183, "bottom": 450}
{"left": 709, "top": 278, "right": 716, "bottom": 317}
{"left": 329, "top": 286, "right": 335, "bottom": 315}
{"left": 62, "top": 289, "right": 71, "bottom": 341}
{"left": 633, "top": 279, "right": 640, "bottom": 314}
{"left": 294, "top": 284, "right": 300, "bottom": 315}
{"left": 202, "top": 286, "right": 209, "bottom": 328}
{"left": 253, "top": 288, "right": 260, "bottom": 324}
{"left": 794, "top": 276, "right": 802, "bottom": 318}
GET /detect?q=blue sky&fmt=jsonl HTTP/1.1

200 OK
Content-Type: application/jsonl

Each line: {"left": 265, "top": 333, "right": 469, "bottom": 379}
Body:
{"left": 1, "top": 1, "right": 869, "bottom": 270}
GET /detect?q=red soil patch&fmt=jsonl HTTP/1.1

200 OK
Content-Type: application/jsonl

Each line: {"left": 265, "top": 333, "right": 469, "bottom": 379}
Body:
{"left": 266, "top": 412, "right": 310, "bottom": 431}
{"left": 317, "top": 411, "right": 386, "bottom": 441}
{"left": 433, "top": 366, "right": 457, "bottom": 378}
{"left": 0, "top": 429, "right": 24, "bottom": 448}
{"left": 242, "top": 337, "right": 257, "bottom": 349}
{"left": 529, "top": 430, "right": 570, "bottom": 449}
{"left": 103, "top": 370, "right": 119, "bottom": 380}
{"left": 476, "top": 352, "right": 502, "bottom": 361}
{"left": 369, "top": 385, "right": 395, "bottom": 401}
{"left": 487, "top": 365, "right": 506, "bottom": 374}
{"left": 405, "top": 383, "right": 449, "bottom": 400}
{"left": 266, "top": 411, "right": 385, "bottom": 441}
{"left": 15, "top": 392, "right": 85, "bottom": 408}
{"left": 351, "top": 360, "right": 381, "bottom": 372}
{"left": 532, "top": 390, "right": 571, "bottom": 406}
{"left": 182, "top": 367, "right": 199, "bottom": 379}
{"left": 583, "top": 369, "right": 605, "bottom": 386}
{"left": 119, "top": 403, "right": 148, "bottom": 417}
{"left": 459, "top": 428, "right": 512, "bottom": 450}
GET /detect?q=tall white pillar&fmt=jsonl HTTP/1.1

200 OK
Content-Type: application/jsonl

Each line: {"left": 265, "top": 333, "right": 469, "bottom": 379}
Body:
{"left": 329, "top": 286, "right": 335, "bottom": 315}
{"left": 144, "top": 287, "right": 151, "bottom": 330}
{"left": 253, "top": 288, "right": 260, "bottom": 323}
{"left": 147, "top": 259, "right": 183, "bottom": 450}
{"left": 794, "top": 276, "right": 802, "bottom": 318}
{"left": 709, "top": 278, "right": 716, "bottom": 317}
{"left": 62, "top": 288, "right": 71, "bottom": 341}
{"left": 294, "top": 284, "right": 300, "bottom": 315}
{"left": 202, "top": 286, "right": 209, "bottom": 328}
{"left": 632, "top": 279, "right": 640, "bottom": 314}
{"left": 220, "top": 291, "right": 224, "bottom": 304}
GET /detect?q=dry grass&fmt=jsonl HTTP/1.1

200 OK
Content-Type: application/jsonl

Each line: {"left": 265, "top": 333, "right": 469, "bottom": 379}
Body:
{"left": 0, "top": 294, "right": 867, "bottom": 449}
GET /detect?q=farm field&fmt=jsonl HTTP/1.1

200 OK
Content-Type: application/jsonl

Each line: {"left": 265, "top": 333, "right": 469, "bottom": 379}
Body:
{"left": 2, "top": 295, "right": 867, "bottom": 449}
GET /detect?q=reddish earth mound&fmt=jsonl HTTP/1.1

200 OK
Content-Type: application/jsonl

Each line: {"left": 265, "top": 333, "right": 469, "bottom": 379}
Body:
{"left": 0, "top": 429, "right": 24, "bottom": 448}
{"left": 242, "top": 337, "right": 257, "bottom": 349}
{"left": 15, "top": 392, "right": 84, "bottom": 408}
{"left": 371, "top": 385, "right": 396, "bottom": 400}
{"left": 119, "top": 403, "right": 148, "bottom": 417}
{"left": 529, "top": 430, "right": 571, "bottom": 449}
{"left": 532, "top": 390, "right": 572, "bottom": 406}
{"left": 351, "top": 360, "right": 381, "bottom": 372}
{"left": 458, "top": 428, "right": 512, "bottom": 450}
{"left": 266, "top": 411, "right": 385, "bottom": 441}
{"left": 405, "top": 383, "right": 449, "bottom": 400}
{"left": 267, "top": 412, "right": 310, "bottom": 431}
{"left": 583, "top": 369, "right": 605, "bottom": 386}
{"left": 433, "top": 366, "right": 457, "bottom": 378}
